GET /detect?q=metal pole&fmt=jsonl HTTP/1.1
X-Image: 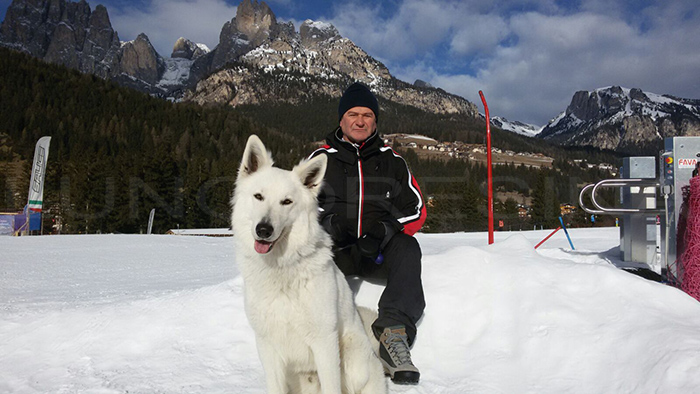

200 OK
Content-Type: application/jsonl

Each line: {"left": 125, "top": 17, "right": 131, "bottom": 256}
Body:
{"left": 535, "top": 226, "right": 561, "bottom": 249}
{"left": 479, "top": 91, "right": 494, "bottom": 244}
{"left": 558, "top": 216, "right": 575, "bottom": 250}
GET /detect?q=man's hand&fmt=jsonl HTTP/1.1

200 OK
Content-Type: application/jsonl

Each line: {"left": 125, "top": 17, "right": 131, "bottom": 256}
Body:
{"left": 321, "top": 214, "right": 354, "bottom": 248}
{"left": 357, "top": 222, "right": 390, "bottom": 261}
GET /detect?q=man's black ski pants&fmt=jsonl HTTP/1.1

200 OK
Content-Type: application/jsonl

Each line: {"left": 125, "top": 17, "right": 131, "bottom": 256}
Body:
{"left": 333, "top": 232, "right": 425, "bottom": 345}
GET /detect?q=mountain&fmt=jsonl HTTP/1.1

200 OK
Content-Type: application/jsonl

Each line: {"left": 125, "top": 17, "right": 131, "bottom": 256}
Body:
{"left": 0, "top": 0, "right": 479, "bottom": 118}
{"left": 113, "top": 33, "right": 166, "bottom": 92}
{"left": 171, "top": 37, "right": 210, "bottom": 61}
{"left": 0, "top": 0, "right": 211, "bottom": 97}
{"left": 491, "top": 116, "right": 542, "bottom": 137}
{"left": 538, "top": 86, "right": 700, "bottom": 153}
{"left": 156, "top": 39, "right": 211, "bottom": 95}
{"left": 183, "top": 1, "right": 478, "bottom": 117}
{"left": 7, "top": 1, "right": 699, "bottom": 151}
{"left": 0, "top": 45, "right": 315, "bottom": 232}
{"left": 1, "top": 45, "right": 623, "bottom": 234}
{"left": 0, "top": 0, "right": 121, "bottom": 79}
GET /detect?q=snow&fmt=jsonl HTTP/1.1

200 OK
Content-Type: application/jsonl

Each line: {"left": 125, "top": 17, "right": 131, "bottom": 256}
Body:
{"left": 547, "top": 111, "right": 567, "bottom": 128}
{"left": 231, "top": 37, "right": 250, "bottom": 47}
{"left": 595, "top": 86, "right": 631, "bottom": 99}
{"left": 545, "top": 112, "right": 583, "bottom": 137}
{"left": 57, "top": 21, "right": 75, "bottom": 32}
{"left": 167, "top": 228, "right": 233, "bottom": 236}
{"left": 491, "top": 116, "right": 542, "bottom": 137}
{"left": 589, "top": 86, "right": 700, "bottom": 122}
{"left": 157, "top": 57, "right": 193, "bottom": 88}
{"left": 2, "top": 228, "right": 700, "bottom": 393}
{"left": 642, "top": 107, "right": 671, "bottom": 121}
{"left": 303, "top": 19, "right": 335, "bottom": 33}
{"left": 402, "top": 134, "right": 438, "bottom": 143}
{"left": 645, "top": 91, "right": 700, "bottom": 114}
{"left": 195, "top": 43, "right": 211, "bottom": 53}
{"left": 646, "top": 91, "right": 678, "bottom": 106}
{"left": 244, "top": 46, "right": 277, "bottom": 58}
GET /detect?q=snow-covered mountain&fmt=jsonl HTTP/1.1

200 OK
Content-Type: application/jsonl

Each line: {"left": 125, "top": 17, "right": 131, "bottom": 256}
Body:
{"left": 538, "top": 86, "right": 700, "bottom": 152}
{"left": 0, "top": 0, "right": 215, "bottom": 97}
{"left": 183, "top": 2, "right": 478, "bottom": 117}
{"left": 0, "top": 0, "right": 121, "bottom": 79}
{"left": 0, "top": 0, "right": 478, "bottom": 117}
{"left": 491, "top": 116, "right": 542, "bottom": 137}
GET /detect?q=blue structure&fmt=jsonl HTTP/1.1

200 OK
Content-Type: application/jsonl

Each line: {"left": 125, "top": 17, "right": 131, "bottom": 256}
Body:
{"left": 0, "top": 211, "right": 42, "bottom": 235}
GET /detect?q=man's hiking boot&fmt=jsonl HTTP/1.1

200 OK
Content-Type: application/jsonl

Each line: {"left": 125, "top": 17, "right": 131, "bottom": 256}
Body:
{"left": 378, "top": 326, "right": 420, "bottom": 384}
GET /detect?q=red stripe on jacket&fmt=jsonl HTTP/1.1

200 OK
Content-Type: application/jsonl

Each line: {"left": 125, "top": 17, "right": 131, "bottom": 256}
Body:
{"left": 402, "top": 174, "right": 427, "bottom": 236}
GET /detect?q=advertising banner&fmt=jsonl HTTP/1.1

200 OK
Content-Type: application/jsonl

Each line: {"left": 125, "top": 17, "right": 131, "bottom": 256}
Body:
{"left": 27, "top": 136, "right": 51, "bottom": 213}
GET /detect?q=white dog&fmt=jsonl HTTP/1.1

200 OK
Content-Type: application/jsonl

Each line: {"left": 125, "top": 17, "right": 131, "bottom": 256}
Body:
{"left": 231, "top": 135, "right": 387, "bottom": 394}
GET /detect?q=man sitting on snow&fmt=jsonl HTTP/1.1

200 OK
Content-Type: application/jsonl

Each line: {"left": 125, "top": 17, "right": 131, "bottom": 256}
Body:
{"left": 309, "top": 82, "right": 427, "bottom": 385}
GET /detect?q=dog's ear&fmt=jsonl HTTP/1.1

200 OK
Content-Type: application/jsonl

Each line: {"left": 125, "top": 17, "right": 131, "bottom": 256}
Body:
{"left": 293, "top": 154, "right": 327, "bottom": 195}
{"left": 239, "top": 134, "right": 273, "bottom": 178}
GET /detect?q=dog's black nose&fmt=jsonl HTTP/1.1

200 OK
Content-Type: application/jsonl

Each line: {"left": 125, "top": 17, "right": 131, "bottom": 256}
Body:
{"left": 255, "top": 222, "right": 274, "bottom": 239}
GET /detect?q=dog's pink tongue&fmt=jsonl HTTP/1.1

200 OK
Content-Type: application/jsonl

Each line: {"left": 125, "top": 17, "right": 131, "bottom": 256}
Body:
{"left": 254, "top": 240, "right": 272, "bottom": 254}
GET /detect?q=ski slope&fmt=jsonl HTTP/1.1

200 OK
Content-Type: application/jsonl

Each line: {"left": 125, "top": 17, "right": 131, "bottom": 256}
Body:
{"left": 2, "top": 228, "right": 700, "bottom": 393}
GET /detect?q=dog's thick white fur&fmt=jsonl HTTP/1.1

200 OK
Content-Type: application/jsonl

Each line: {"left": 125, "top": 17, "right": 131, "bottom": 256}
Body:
{"left": 231, "top": 135, "right": 387, "bottom": 394}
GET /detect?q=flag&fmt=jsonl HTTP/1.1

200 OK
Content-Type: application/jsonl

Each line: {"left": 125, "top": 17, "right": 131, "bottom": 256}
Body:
{"left": 27, "top": 137, "right": 51, "bottom": 213}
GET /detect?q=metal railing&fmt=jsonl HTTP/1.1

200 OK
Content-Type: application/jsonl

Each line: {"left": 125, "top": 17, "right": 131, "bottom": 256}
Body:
{"left": 579, "top": 178, "right": 664, "bottom": 215}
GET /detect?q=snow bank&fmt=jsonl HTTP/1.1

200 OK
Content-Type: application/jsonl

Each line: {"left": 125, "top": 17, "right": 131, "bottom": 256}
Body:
{"left": 1, "top": 228, "right": 699, "bottom": 393}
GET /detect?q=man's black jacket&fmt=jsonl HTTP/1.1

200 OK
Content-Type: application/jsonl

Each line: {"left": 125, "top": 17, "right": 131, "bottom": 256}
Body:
{"left": 309, "top": 128, "right": 426, "bottom": 239}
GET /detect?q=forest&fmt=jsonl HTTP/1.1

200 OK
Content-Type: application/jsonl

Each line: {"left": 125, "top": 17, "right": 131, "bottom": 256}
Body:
{"left": 0, "top": 47, "right": 619, "bottom": 234}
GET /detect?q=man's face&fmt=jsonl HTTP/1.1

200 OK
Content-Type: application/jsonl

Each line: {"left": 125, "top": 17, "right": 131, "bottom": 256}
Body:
{"left": 339, "top": 106, "right": 377, "bottom": 144}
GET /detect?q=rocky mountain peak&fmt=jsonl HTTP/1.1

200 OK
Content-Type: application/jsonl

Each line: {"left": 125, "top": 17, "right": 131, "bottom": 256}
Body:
{"left": 629, "top": 87, "right": 648, "bottom": 103}
{"left": 172, "top": 37, "right": 209, "bottom": 60}
{"left": 566, "top": 90, "right": 599, "bottom": 120}
{"left": 186, "top": 0, "right": 478, "bottom": 117}
{"left": 414, "top": 80, "right": 434, "bottom": 89}
{"left": 235, "top": 0, "right": 276, "bottom": 47}
{"left": 538, "top": 86, "right": 700, "bottom": 153}
{"left": 0, "top": 0, "right": 180, "bottom": 93}
{"left": 206, "top": 0, "right": 278, "bottom": 74}
{"left": 597, "top": 86, "right": 627, "bottom": 115}
{"left": 119, "top": 33, "right": 164, "bottom": 85}
{"left": 299, "top": 19, "right": 339, "bottom": 45}
{"left": 90, "top": 4, "right": 110, "bottom": 24}
{"left": 0, "top": 0, "right": 122, "bottom": 78}
{"left": 1, "top": 0, "right": 479, "bottom": 120}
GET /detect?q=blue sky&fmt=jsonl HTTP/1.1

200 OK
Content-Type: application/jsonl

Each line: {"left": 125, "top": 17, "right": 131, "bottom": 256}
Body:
{"left": 2, "top": 0, "right": 699, "bottom": 126}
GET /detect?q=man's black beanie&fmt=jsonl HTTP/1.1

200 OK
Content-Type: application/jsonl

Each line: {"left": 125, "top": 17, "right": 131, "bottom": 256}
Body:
{"left": 338, "top": 82, "right": 379, "bottom": 122}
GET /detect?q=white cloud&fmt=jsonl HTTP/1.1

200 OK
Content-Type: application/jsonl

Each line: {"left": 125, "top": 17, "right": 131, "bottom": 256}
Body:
{"left": 449, "top": 13, "right": 510, "bottom": 56}
{"left": 329, "top": 0, "right": 468, "bottom": 61}
{"left": 359, "top": 1, "right": 700, "bottom": 126}
{"left": 104, "top": 0, "right": 237, "bottom": 56}
{"left": 499, "top": 9, "right": 699, "bottom": 124}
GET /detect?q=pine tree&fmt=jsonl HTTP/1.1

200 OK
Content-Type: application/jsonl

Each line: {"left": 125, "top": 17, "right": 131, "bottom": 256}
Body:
{"left": 530, "top": 172, "right": 561, "bottom": 228}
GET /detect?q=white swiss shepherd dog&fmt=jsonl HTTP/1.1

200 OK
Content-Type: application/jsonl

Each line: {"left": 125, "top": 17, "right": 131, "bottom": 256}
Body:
{"left": 231, "top": 135, "right": 387, "bottom": 394}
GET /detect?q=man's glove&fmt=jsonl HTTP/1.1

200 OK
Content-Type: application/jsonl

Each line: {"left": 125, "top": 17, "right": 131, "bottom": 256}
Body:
{"left": 357, "top": 221, "right": 398, "bottom": 262}
{"left": 321, "top": 214, "right": 354, "bottom": 248}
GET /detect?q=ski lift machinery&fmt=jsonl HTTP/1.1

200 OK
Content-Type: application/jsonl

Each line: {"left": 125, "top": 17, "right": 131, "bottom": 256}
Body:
{"left": 579, "top": 136, "right": 700, "bottom": 284}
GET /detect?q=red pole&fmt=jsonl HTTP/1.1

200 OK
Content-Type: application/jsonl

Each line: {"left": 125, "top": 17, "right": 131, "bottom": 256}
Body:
{"left": 479, "top": 91, "right": 494, "bottom": 244}
{"left": 534, "top": 226, "right": 562, "bottom": 249}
